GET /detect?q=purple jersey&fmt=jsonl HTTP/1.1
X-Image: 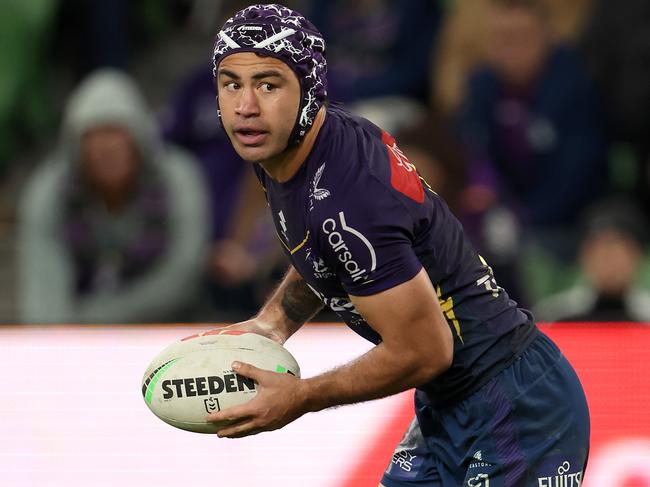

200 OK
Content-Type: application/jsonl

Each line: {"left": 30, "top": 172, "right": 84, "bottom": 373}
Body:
{"left": 254, "top": 106, "right": 537, "bottom": 406}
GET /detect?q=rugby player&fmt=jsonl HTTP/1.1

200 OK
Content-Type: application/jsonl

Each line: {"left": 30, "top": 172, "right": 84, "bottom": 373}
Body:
{"left": 206, "top": 5, "right": 590, "bottom": 486}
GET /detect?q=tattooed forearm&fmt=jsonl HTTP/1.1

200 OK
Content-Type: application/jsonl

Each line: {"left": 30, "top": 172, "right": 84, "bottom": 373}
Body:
{"left": 256, "top": 267, "right": 324, "bottom": 341}
{"left": 281, "top": 278, "right": 324, "bottom": 324}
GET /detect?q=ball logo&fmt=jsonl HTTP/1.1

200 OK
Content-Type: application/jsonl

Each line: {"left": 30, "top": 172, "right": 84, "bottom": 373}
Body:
{"left": 161, "top": 374, "right": 256, "bottom": 399}
{"left": 204, "top": 397, "right": 221, "bottom": 413}
{"left": 322, "top": 211, "right": 377, "bottom": 282}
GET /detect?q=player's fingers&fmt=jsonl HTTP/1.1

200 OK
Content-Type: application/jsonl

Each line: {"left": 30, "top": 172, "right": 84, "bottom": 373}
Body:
{"left": 217, "top": 420, "right": 262, "bottom": 438}
{"left": 222, "top": 427, "right": 263, "bottom": 439}
{"left": 206, "top": 403, "right": 255, "bottom": 423}
{"left": 231, "top": 361, "right": 264, "bottom": 380}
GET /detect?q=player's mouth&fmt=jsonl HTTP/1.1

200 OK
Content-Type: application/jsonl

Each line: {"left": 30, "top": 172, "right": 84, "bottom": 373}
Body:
{"left": 234, "top": 128, "right": 268, "bottom": 146}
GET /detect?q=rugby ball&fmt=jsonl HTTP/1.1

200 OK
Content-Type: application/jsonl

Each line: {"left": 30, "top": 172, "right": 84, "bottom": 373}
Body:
{"left": 141, "top": 330, "right": 300, "bottom": 433}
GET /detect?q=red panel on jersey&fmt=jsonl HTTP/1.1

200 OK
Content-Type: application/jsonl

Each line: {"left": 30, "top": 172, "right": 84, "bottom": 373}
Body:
{"left": 382, "top": 130, "right": 425, "bottom": 204}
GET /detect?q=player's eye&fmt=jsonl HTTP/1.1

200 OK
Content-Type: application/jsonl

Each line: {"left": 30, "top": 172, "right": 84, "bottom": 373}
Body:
{"left": 260, "top": 82, "right": 276, "bottom": 93}
{"left": 223, "top": 81, "right": 239, "bottom": 92}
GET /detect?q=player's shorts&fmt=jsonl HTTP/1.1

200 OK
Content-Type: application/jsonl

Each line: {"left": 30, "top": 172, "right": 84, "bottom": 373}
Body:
{"left": 381, "top": 332, "right": 590, "bottom": 487}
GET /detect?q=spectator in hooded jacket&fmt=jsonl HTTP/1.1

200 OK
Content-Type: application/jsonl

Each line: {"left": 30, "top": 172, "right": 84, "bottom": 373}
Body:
{"left": 18, "top": 69, "right": 209, "bottom": 323}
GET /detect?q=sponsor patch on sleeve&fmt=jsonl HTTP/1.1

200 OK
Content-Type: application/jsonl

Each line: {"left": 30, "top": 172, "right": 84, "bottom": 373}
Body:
{"left": 381, "top": 130, "right": 424, "bottom": 204}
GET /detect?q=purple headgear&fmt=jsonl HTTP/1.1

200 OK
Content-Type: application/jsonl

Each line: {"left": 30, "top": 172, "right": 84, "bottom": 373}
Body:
{"left": 212, "top": 4, "right": 328, "bottom": 148}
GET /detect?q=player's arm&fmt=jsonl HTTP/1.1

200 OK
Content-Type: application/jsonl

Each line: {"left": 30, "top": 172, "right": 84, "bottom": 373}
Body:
{"left": 209, "top": 268, "right": 453, "bottom": 437}
{"left": 302, "top": 268, "right": 453, "bottom": 409}
{"left": 221, "top": 265, "right": 324, "bottom": 344}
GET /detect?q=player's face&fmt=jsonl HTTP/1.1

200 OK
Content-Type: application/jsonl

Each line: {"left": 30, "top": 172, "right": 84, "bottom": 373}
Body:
{"left": 217, "top": 52, "right": 301, "bottom": 163}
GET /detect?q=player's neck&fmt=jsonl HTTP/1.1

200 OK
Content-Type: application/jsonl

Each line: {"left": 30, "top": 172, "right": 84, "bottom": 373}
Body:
{"left": 259, "top": 107, "right": 326, "bottom": 183}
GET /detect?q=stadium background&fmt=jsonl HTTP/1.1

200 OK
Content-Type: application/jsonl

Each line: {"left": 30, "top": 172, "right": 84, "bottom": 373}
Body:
{"left": 0, "top": 0, "right": 649, "bottom": 485}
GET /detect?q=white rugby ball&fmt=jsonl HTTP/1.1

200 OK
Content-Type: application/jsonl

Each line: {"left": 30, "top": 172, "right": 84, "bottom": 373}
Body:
{"left": 141, "top": 330, "right": 300, "bottom": 433}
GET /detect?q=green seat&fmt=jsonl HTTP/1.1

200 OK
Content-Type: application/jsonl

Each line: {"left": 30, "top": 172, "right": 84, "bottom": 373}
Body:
{"left": 0, "top": 0, "right": 58, "bottom": 173}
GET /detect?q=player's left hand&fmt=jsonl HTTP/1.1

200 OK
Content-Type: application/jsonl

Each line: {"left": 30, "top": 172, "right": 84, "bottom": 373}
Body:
{"left": 206, "top": 361, "right": 307, "bottom": 438}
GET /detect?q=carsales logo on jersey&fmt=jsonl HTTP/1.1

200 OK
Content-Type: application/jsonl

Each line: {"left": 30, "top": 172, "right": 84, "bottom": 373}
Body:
{"left": 322, "top": 211, "right": 377, "bottom": 282}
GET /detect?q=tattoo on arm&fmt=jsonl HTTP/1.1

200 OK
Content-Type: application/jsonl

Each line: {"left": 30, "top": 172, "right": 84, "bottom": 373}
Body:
{"left": 281, "top": 279, "right": 323, "bottom": 324}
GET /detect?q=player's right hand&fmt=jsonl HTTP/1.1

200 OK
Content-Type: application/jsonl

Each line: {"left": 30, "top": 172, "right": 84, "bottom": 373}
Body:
{"left": 218, "top": 319, "right": 287, "bottom": 344}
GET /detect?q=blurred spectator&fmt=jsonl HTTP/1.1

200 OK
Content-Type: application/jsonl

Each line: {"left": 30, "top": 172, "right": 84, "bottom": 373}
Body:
{"left": 543, "top": 0, "right": 592, "bottom": 42}
{"left": 18, "top": 69, "right": 209, "bottom": 323}
{"left": 455, "top": 0, "right": 608, "bottom": 263}
{"left": 579, "top": 0, "right": 650, "bottom": 217}
{"left": 163, "top": 65, "right": 285, "bottom": 317}
{"left": 534, "top": 200, "right": 650, "bottom": 322}
{"left": 433, "top": 0, "right": 592, "bottom": 117}
{"left": 306, "top": 0, "right": 442, "bottom": 105}
{"left": 433, "top": 0, "right": 492, "bottom": 116}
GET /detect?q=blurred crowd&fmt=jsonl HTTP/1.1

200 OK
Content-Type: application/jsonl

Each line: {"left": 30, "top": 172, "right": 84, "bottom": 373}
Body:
{"left": 2, "top": 0, "right": 650, "bottom": 324}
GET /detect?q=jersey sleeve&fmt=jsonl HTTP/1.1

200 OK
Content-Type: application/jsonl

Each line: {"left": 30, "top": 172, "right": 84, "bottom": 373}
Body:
{"left": 313, "top": 144, "right": 427, "bottom": 296}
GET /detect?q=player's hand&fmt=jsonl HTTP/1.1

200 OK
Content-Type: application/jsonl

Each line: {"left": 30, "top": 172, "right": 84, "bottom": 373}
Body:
{"left": 191, "top": 318, "right": 286, "bottom": 345}
{"left": 219, "top": 319, "right": 287, "bottom": 344}
{"left": 206, "top": 361, "right": 307, "bottom": 438}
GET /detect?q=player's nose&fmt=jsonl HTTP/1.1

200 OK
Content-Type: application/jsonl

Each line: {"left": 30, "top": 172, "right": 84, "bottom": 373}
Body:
{"left": 235, "top": 87, "right": 260, "bottom": 117}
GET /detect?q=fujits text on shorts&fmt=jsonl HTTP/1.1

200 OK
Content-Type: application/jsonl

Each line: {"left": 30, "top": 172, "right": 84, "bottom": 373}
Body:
{"left": 537, "top": 461, "right": 582, "bottom": 486}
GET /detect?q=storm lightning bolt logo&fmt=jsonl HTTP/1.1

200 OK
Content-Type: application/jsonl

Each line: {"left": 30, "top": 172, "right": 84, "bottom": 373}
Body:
{"left": 278, "top": 210, "right": 289, "bottom": 241}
